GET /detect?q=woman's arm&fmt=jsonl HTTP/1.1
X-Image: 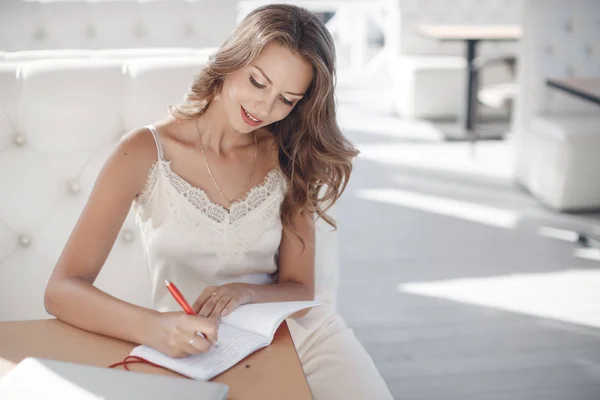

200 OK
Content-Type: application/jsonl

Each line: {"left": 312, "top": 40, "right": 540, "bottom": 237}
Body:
{"left": 249, "top": 210, "right": 316, "bottom": 305}
{"left": 44, "top": 127, "right": 217, "bottom": 356}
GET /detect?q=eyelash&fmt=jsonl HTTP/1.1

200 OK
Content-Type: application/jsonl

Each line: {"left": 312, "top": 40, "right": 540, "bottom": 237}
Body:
{"left": 249, "top": 76, "right": 294, "bottom": 107}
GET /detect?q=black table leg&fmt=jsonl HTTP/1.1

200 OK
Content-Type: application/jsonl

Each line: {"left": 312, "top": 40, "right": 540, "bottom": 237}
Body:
{"left": 463, "top": 39, "right": 479, "bottom": 143}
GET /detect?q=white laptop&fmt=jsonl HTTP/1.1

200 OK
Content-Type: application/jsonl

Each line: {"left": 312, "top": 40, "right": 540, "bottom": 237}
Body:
{"left": 0, "top": 357, "right": 228, "bottom": 400}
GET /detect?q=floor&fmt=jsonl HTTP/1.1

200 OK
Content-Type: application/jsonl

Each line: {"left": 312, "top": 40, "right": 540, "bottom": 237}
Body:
{"left": 333, "top": 96, "right": 600, "bottom": 399}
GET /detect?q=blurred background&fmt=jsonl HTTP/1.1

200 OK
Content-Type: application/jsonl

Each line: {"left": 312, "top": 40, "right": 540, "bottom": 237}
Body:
{"left": 1, "top": 0, "right": 599, "bottom": 398}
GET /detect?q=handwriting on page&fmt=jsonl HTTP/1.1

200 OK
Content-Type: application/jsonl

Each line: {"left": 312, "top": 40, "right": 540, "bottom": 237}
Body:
{"left": 190, "top": 324, "right": 267, "bottom": 373}
{"left": 130, "top": 324, "right": 268, "bottom": 380}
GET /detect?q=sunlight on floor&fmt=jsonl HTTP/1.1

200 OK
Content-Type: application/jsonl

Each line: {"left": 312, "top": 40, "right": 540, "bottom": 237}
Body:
{"left": 574, "top": 248, "right": 600, "bottom": 262}
{"left": 538, "top": 226, "right": 580, "bottom": 242}
{"left": 337, "top": 106, "right": 444, "bottom": 142}
{"left": 356, "top": 188, "right": 521, "bottom": 228}
{"left": 356, "top": 141, "right": 515, "bottom": 180}
{"left": 398, "top": 269, "right": 600, "bottom": 329}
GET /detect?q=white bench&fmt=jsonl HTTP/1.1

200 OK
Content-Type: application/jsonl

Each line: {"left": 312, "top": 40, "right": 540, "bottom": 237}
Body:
{"left": 392, "top": 0, "right": 520, "bottom": 119}
{"left": 513, "top": 0, "right": 600, "bottom": 211}
{"left": 0, "top": 0, "right": 238, "bottom": 51}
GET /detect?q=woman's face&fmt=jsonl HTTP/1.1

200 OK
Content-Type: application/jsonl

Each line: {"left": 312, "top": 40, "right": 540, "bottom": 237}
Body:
{"left": 219, "top": 42, "right": 314, "bottom": 133}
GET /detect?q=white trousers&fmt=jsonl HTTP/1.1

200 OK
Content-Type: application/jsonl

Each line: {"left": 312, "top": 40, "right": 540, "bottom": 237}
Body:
{"left": 288, "top": 312, "right": 393, "bottom": 400}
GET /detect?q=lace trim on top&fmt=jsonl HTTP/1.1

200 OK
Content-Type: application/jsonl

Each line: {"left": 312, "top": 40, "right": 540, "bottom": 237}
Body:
{"left": 135, "top": 159, "right": 286, "bottom": 225}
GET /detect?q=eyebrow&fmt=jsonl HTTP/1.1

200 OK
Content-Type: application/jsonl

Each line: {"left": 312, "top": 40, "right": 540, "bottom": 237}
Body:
{"left": 252, "top": 65, "right": 305, "bottom": 96}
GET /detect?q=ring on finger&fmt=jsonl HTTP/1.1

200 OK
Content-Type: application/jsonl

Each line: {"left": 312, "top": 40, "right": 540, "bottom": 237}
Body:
{"left": 211, "top": 293, "right": 221, "bottom": 300}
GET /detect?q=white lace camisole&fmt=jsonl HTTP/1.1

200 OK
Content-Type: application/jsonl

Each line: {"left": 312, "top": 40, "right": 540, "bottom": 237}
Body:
{"left": 132, "top": 125, "right": 288, "bottom": 312}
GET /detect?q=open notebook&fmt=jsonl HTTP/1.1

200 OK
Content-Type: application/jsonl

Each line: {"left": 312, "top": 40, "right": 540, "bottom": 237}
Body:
{"left": 131, "top": 301, "right": 321, "bottom": 380}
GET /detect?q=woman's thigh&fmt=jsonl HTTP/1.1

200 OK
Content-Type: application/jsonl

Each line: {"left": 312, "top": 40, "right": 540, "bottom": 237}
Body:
{"left": 293, "top": 315, "right": 393, "bottom": 400}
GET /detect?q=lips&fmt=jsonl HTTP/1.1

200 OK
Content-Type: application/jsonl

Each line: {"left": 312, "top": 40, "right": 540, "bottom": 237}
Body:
{"left": 241, "top": 106, "right": 262, "bottom": 126}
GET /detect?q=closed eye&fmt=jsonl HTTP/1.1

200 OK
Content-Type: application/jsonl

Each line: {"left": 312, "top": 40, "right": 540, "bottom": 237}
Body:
{"left": 249, "top": 76, "right": 294, "bottom": 107}
{"left": 249, "top": 75, "right": 266, "bottom": 89}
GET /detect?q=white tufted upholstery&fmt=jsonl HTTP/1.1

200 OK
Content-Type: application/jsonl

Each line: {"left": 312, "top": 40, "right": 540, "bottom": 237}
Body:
{"left": 516, "top": 116, "right": 600, "bottom": 210}
{"left": 0, "top": 53, "right": 341, "bottom": 321}
{"left": 0, "top": 0, "right": 238, "bottom": 51}
{"left": 393, "top": 0, "right": 521, "bottom": 119}
{"left": 513, "top": 0, "right": 600, "bottom": 211}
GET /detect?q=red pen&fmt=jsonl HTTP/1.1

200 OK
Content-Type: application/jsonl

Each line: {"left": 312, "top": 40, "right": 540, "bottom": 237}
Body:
{"left": 164, "top": 279, "right": 217, "bottom": 346}
{"left": 164, "top": 279, "right": 195, "bottom": 315}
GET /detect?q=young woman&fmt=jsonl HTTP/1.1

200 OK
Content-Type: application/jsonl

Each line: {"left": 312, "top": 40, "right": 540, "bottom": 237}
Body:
{"left": 44, "top": 4, "right": 392, "bottom": 399}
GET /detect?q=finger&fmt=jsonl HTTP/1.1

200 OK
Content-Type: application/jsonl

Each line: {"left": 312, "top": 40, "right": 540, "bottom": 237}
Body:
{"left": 192, "top": 288, "right": 216, "bottom": 314}
{"left": 192, "top": 317, "right": 219, "bottom": 344}
{"left": 182, "top": 332, "right": 212, "bottom": 355}
{"left": 220, "top": 297, "right": 242, "bottom": 316}
{"left": 209, "top": 296, "right": 232, "bottom": 318}
{"left": 198, "top": 294, "right": 220, "bottom": 318}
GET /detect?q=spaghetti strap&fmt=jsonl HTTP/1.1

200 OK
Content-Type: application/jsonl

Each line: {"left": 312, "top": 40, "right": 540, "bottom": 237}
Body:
{"left": 145, "top": 125, "right": 165, "bottom": 161}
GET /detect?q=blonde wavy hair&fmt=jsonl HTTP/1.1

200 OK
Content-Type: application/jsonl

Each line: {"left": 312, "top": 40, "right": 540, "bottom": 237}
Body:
{"left": 170, "top": 4, "right": 358, "bottom": 233}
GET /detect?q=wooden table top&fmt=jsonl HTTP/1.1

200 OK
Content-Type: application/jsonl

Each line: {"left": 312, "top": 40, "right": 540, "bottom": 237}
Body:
{"left": 546, "top": 77, "right": 600, "bottom": 106}
{"left": 0, "top": 319, "right": 312, "bottom": 400}
{"left": 418, "top": 24, "right": 522, "bottom": 41}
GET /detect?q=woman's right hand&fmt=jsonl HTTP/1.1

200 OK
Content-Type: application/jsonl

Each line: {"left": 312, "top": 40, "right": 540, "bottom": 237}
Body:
{"left": 150, "top": 311, "right": 219, "bottom": 358}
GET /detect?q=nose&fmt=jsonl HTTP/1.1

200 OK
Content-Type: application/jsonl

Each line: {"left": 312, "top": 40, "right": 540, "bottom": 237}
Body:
{"left": 254, "top": 95, "right": 275, "bottom": 120}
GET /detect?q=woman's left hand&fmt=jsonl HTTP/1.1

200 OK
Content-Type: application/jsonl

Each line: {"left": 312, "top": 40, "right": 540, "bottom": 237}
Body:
{"left": 192, "top": 283, "right": 253, "bottom": 318}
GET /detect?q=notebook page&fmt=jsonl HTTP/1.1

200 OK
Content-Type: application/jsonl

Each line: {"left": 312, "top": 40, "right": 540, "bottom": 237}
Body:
{"left": 130, "top": 323, "right": 268, "bottom": 381}
{"left": 221, "top": 301, "right": 322, "bottom": 340}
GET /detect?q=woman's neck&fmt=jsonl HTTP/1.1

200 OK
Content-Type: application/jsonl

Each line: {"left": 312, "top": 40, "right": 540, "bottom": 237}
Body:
{"left": 194, "top": 98, "right": 255, "bottom": 156}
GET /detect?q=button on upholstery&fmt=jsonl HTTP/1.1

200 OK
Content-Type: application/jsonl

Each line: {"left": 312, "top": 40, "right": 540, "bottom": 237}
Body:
{"left": 184, "top": 24, "right": 194, "bottom": 37}
{"left": 134, "top": 24, "right": 146, "bottom": 38}
{"left": 13, "top": 134, "right": 26, "bottom": 146}
{"left": 85, "top": 25, "right": 96, "bottom": 39}
{"left": 68, "top": 180, "right": 81, "bottom": 195}
{"left": 18, "top": 235, "right": 31, "bottom": 248}
{"left": 566, "top": 65, "right": 574, "bottom": 77}
{"left": 121, "top": 229, "right": 134, "bottom": 243}
{"left": 33, "top": 26, "right": 46, "bottom": 41}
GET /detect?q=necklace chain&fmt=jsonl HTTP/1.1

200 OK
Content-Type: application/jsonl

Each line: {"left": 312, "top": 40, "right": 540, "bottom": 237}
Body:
{"left": 195, "top": 118, "right": 258, "bottom": 208}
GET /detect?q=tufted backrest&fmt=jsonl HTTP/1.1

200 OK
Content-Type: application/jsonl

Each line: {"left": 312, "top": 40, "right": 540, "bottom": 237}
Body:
{"left": 0, "top": 53, "right": 341, "bottom": 321}
{"left": 0, "top": 0, "right": 237, "bottom": 51}
{"left": 397, "top": 0, "right": 521, "bottom": 57}
{"left": 2, "top": 50, "right": 95, "bottom": 62}
{"left": 513, "top": 0, "right": 600, "bottom": 134}
{"left": 0, "top": 56, "right": 203, "bottom": 321}
{"left": 123, "top": 58, "right": 209, "bottom": 130}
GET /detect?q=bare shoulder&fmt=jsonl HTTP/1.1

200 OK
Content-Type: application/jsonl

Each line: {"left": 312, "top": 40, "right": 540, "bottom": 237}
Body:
{"left": 117, "top": 126, "right": 159, "bottom": 168}
{"left": 107, "top": 126, "right": 159, "bottom": 196}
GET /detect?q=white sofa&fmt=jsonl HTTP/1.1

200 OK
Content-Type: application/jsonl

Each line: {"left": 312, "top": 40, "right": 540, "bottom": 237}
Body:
{"left": 0, "top": 0, "right": 238, "bottom": 51}
{"left": 513, "top": 0, "right": 600, "bottom": 211}
{"left": 0, "top": 53, "right": 340, "bottom": 321}
{"left": 392, "top": 0, "right": 521, "bottom": 119}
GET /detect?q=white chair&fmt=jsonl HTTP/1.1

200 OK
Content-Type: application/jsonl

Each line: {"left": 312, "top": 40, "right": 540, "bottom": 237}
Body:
{"left": 518, "top": 115, "right": 600, "bottom": 210}
{"left": 2, "top": 50, "right": 95, "bottom": 62}
{"left": 0, "top": 0, "right": 238, "bottom": 51}
{"left": 123, "top": 57, "right": 207, "bottom": 131}
{"left": 513, "top": 0, "right": 600, "bottom": 211}
{"left": 476, "top": 55, "right": 518, "bottom": 122}
{"left": 91, "top": 48, "right": 215, "bottom": 60}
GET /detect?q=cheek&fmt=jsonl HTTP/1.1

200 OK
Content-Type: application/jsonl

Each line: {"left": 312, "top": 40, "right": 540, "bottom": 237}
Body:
{"left": 271, "top": 106, "right": 294, "bottom": 123}
{"left": 225, "top": 83, "right": 241, "bottom": 103}
{"left": 224, "top": 76, "right": 249, "bottom": 103}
